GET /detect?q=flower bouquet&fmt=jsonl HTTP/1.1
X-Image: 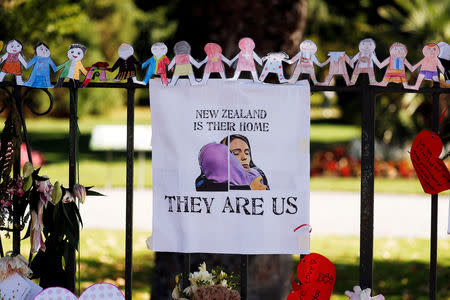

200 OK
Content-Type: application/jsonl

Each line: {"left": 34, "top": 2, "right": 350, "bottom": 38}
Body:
{"left": 172, "top": 262, "right": 241, "bottom": 300}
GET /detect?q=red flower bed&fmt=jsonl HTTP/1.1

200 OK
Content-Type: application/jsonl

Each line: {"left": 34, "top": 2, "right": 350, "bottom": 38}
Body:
{"left": 310, "top": 146, "right": 437, "bottom": 178}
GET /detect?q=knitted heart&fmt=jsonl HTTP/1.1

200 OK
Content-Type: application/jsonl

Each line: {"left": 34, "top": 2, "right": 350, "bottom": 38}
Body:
{"left": 296, "top": 253, "right": 336, "bottom": 300}
{"left": 410, "top": 130, "right": 450, "bottom": 194}
{"left": 33, "top": 283, "right": 124, "bottom": 300}
{"left": 286, "top": 253, "right": 336, "bottom": 300}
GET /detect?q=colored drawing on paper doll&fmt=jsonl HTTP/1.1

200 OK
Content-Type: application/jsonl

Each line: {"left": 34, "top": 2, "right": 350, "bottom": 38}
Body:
{"left": 230, "top": 37, "right": 263, "bottom": 82}
{"left": 287, "top": 40, "right": 325, "bottom": 85}
{"left": 317, "top": 51, "right": 353, "bottom": 86}
{"left": 111, "top": 43, "right": 143, "bottom": 84}
{"left": 0, "top": 39, "right": 27, "bottom": 85}
{"left": 259, "top": 52, "right": 289, "bottom": 83}
{"left": 142, "top": 42, "right": 170, "bottom": 86}
{"left": 199, "top": 42, "right": 231, "bottom": 84}
{"left": 350, "top": 38, "right": 382, "bottom": 85}
{"left": 376, "top": 42, "right": 413, "bottom": 88}
{"left": 437, "top": 41, "right": 450, "bottom": 83}
{"left": 81, "top": 61, "right": 111, "bottom": 88}
{"left": 55, "top": 43, "right": 87, "bottom": 88}
{"left": 24, "top": 42, "right": 56, "bottom": 88}
{"left": 408, "top": 43, "right": 445, "bottom": 90}
{"left": 168, "top": 41, "right": 201, "bottom": 86}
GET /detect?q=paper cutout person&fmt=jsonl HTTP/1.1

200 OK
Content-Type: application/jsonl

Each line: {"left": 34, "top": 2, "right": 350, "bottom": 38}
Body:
{"left": 376, "top": 42, "right": 413, "bottom": 88}
{"left": 317, "top": 52, "right": 353, "bottom": 86}
{"left": 111, "top": 43, "right": 143, "bottom": 84}
{"left": 81, "top": 62, "right": 111, "bottom": 88}
{"left": 168, "top": 41, "right": 201, "bottom": 86}
{"left": 437, "top": 41, "right": 450, "bottom": 83}
{"left": 350, "top": 38, "right": 382, "bottom": 85}
{"left": 230, "top": 37, "right": 263, "bottom": 82}
{"left": 142, "top": 42, "right": 170, "bottom": 85}
{"left": 287, "top": 40, "right": 325, "bottom": 84}
{"left": 55, "top": 43, "right": 87, "bottom": 88}
{"left": 199, "top": 43, "right": 231, "bottom": 84}
{"left": 259, "top": 52, "right": 289, "bottom": 83}
{"left": 0, "top": 39, "right": 27, "bottom": 85}
{"left": 408, "top": 43, "right": 445, "bottom": 90}
{"left": 24, "top": 42, "right": 56, "bottom": 88}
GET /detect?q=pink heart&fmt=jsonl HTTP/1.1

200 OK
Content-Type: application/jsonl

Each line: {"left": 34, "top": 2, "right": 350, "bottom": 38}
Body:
{"left": 33, "top": 283, "right": 125, "bottom": 300}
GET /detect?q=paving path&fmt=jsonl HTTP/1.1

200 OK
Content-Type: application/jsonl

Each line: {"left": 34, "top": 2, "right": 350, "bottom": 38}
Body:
{"left": 80, "top": 189, "right": 449, "bottom": 238}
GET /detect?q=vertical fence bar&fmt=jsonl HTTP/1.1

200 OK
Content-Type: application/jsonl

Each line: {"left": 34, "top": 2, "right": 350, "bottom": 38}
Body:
{"left": 12, "top": 86, "right": 22, "bottom": 255}
{"left": 429, "top": 83, "right": 440, "bottom": 300}
{"left": 183, "top": 253, "right": 190, "bottom": 289}
{"left": 240, "top": 255, "right": 248, "bottom": 300}
{"left": 125, "top": 87, "right": 135, "bottom": 300}
{"left": 67, "top": 86, "right": 78, "bottom": 292}
{"left": 359, "top": 78, "right": 375, "bottom": 289}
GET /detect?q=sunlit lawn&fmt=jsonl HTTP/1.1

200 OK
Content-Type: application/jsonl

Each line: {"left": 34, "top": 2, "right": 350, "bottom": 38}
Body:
{"left": 4, "top": 231, "right": 449, "bottom": 300}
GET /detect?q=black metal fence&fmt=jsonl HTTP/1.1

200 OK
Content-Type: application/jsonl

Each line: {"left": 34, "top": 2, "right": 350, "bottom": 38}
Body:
{"left": 0, "top": 78, "right": 449, "bottom": 300}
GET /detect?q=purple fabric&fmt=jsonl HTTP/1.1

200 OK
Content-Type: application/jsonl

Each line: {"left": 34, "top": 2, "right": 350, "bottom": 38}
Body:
{"left": 199, "top": 143, "right": 259, "bottom": 186}
{"left": 419, "top": 70, "right": 438, "bottom": 80}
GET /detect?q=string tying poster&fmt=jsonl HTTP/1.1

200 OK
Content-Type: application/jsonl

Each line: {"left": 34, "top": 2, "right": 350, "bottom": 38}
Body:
{"left": 150, "top": 79, "right": 310, "bottom": 254}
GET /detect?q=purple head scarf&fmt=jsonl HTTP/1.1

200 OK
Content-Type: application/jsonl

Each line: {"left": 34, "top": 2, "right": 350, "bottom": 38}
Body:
{"left": 199, "top": 143, "right": 259, "bottom": 186}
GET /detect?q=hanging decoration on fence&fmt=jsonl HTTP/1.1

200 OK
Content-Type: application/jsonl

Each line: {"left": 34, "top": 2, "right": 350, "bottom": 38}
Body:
{"left": 24, "top": 42, "right": 56, "bottom": 88}
{"left": 81, "top": 62, "right": 111, "bottom": 88}
{"left": 0, "top": 37, "right": 447, "bottom": 88}
{"left": 409, "top": 43, "right": 445, "bottom": 90}
{"left": 350, "top": 38, "right": 382, "bottom": 86}
{"left": 199, "top": 42, "right": 231, "bottom": 84}
{"left": 168, "top": 41, "right": 201, "bottom": 86}
{"left": 230, "top": 37, "right": 262, "bottom": 82}
{"left": 410, "top": 130, "right": 450, "bottom": 194}
{"left": 0, "top": 39, "right": 27, "bottom": 85}
{"left": 438, "top": 42, "right": 450, "bottom": 83}
{"left": 377, "top": 42, "right": 413, "bottom": 88}
{"left": 288, "top": 40, "right": 324, "bottom": 84}
{"left": 0, "top": 253, "right": 42, "bottom": 300}
{"left": 317, "top": 51, "right": 353, "bottom": 86}
{"left": 259, "top": 52, "right": 289, "bottom": 83}
{"left": 34, "top": 283, "right": 125, "bottom": 300}
{"left": 287, "top": 253, "right": 336, "bottom": 300}
{"left": 111, "top": 43, "right": 143, "bottom": 84}
{"left": 345, "top": 286, "right": 385, "bottom": 300}
{"left": 142, "top": 42, "right": 170, "bottom": 86}
{"left": 150, "top": 78, "right": 310, "bottom": 254}
{"left": 55, "top": 43, "right": 87, "bottom": 88}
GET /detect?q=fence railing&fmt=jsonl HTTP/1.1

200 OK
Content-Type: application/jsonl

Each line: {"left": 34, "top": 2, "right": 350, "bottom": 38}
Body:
{"left": 0, "top": 77, "right": 449, "bottom": 300}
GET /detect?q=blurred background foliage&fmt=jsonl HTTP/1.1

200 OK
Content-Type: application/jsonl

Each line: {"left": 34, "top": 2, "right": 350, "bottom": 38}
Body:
{"left": 0, "top": 0, "right": 448, "bottom": 142}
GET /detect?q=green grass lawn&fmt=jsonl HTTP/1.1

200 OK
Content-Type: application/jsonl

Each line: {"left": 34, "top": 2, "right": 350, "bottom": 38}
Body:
{"left": 2, "top": 231, "right": 449, "bottom": 300}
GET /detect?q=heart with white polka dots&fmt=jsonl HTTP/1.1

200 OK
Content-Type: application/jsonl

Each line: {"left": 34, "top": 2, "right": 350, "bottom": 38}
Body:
{"left": 33, "top": 283, "right": 125, "bottom": 300}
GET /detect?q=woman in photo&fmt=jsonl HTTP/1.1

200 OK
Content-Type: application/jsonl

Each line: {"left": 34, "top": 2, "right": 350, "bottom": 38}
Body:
{"left": 195, "top": 139, "right": 268, "bottom": 191}
{"left": 221, "top": 134, "right": 269, "bottom": 190}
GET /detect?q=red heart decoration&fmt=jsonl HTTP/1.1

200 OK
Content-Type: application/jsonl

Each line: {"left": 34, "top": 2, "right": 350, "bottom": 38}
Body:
{"left": 410, "top": 130, "right": 450, "bottom": 194}
{"left": 286, "top": 253, "right": 336, "bottom": 300}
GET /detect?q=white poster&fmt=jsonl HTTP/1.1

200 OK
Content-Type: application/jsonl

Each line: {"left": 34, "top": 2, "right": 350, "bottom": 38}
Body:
{"left": 150, "top": 79, "right": 310, "bottom": 254}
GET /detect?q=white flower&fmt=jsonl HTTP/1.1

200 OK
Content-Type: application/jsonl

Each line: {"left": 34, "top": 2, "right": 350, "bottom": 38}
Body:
{"left": 220, "top": 279, "right": 228, "bottom": 288}
{"left": 62, "top": 191, "right": 75, "bottom": 203}
{"left": 199, "top": 262, "right": 207, "bottom": 272}
{"left": 73, "top": 184, "right": 86, "bottom": 203}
